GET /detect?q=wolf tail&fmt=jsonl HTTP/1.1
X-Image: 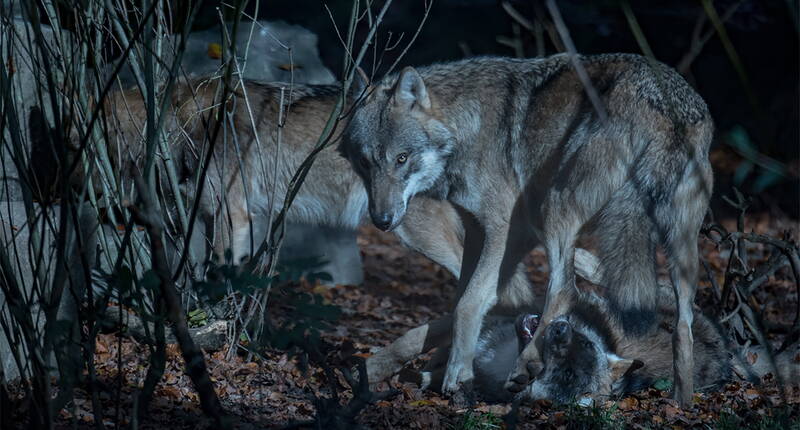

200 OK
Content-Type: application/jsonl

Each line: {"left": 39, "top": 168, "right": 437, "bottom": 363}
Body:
{"left": 596, "top": 189, "right": 660, "bottom": 335}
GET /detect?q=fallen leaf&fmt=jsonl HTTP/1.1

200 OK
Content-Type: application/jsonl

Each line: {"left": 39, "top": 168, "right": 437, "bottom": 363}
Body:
{"left": 664, "top": 405, "right": 681, "bottom": 421}
{"left": 617, "top": 396, "right": 639, "bottom": 410}
{"left": 207, "top": 43, "right": 222, "bottom": 59}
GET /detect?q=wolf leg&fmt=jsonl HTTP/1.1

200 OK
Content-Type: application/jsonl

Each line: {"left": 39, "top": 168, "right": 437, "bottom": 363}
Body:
{"left": 503, "top": 216, "right": 582, "bottom": 393}
{"left": 211, "top": 204, "right": 252, "bottom": 265}
{"left": 366, "top": 316, "right": 452, "bottom": 384}
{"left": 418, "top": 346, "right": 450, "bottom": 390}
{"left": 667, "top": 232, "right": 699, "bottom": 408}
{"left": 658, "top": 159, "right": 711, "bottom": 407}
{"left": 541, "top": 227, "right": 581, "bottom": 322}
{"left": 440, "top": 212, "right": 507, "bottom": 393}
{"left": 442, "top": 198, "right": 536, "bottom": 394}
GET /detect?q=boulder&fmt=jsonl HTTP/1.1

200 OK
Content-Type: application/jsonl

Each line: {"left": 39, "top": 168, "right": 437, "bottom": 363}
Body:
{"left": 0, "top": 202, "right": 97, "bottom": 380}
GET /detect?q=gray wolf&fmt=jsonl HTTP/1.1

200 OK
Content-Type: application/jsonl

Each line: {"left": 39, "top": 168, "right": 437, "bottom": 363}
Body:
{"left": 405, "top": 290, "right": 798, "bottom": 405}
{"left": 85, "top": 78, "right": 485, "bottom": 274}
{"left": 340, "top": 53, "right": 714, "bottom": 406}
{"left": 83, "top": 76, "right": 595, "bottom": 330}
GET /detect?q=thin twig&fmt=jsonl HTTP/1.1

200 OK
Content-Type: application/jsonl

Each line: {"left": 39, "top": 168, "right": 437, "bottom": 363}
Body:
{"left": 545, "top": 0, "right": 608, "bottom": 123}
{"left": 128, "top": 173, "right": 230, "bottom": 429}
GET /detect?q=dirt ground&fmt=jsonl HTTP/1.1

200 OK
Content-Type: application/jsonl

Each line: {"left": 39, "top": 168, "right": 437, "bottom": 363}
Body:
{"left": 6, "top": 213, "right": 800, "bottom": 429}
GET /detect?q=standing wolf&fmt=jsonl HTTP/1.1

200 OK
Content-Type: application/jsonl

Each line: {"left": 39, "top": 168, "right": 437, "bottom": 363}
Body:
{"left": 340, "top": 53, "right": 714, "bottom": 406}
{"left": 88, "top": 76, "right": 590, "bottom": 331}
{"left": 91, "top": 78, "right": 481, "bottom": 272}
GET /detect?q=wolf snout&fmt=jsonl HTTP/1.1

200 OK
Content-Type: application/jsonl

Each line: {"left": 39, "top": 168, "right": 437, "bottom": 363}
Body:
{"left": 548, "top": 321, "right": 572, "bottom": 343}
{"left": 372, "top": 212, "right": 394, "bottom": 231}
{"left": 512, "top": 373, "right": 529, "bottom": 385}
{"left": 505, "top": 374, "right": 529, "bottom": 393}
{"left": 505, "top": 359, "right": 540, "bottom": 393}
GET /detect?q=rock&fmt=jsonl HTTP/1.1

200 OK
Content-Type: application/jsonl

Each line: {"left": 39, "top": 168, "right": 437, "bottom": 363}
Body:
{"left": 0, "top": 19, "right": 68, "bottom": 202}
{"left": 281, "top": 224, "right": 364, "bottom": 286}
{"left": 115, "top": 20, "right": 336, "bottom": 87}
{"left": 103, "top": 305, "right": 228, "bottom": 351}
{"left": 0, "top": 202, "right": 97, "bottom": 380}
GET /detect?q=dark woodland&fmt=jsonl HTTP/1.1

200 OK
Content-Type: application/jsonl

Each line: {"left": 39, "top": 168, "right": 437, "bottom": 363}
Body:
{"left": 0, "top": 1, "right": 798, "bottom": 429}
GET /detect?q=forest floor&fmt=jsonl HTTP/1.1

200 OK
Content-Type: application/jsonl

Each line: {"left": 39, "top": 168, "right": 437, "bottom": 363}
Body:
{"left": 7, "top": 212, "right": 800, "bottom": 429}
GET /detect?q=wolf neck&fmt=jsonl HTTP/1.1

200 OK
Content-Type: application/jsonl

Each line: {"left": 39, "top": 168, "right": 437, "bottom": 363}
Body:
{"left": 568, "top": 298, "right": 622, "bottom": 353}
{"left": 414, "top": 56, "right": 570, "bottom": 209}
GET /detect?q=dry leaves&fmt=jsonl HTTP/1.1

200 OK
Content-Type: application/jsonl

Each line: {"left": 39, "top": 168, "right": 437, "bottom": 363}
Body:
{"left": 6, "top": 219, "right": 799, "bottom": 429}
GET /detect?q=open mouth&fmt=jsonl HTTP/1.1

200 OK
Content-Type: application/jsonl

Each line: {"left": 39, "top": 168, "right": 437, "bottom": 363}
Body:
{"left": 524, "top": 314, "right": 541, "bottom": 334}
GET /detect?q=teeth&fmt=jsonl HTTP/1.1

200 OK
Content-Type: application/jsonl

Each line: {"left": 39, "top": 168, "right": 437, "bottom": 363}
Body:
{"left": 419, "top": 371, "right": 432, "bottom": 390}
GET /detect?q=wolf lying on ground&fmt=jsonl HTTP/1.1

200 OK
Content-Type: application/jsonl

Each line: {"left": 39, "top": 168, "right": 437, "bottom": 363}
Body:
{"left": 405, "top": 290, "right": 799, "bottom": 405}
{"left": 340, "top": 53, "right": 714, "bottom": 405}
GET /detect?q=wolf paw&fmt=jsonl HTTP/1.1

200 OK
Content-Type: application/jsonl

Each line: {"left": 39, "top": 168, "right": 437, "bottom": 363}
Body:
{"left": 673, "top": 383, "right": 695, "bottom": 408}
{"left": 441, "top": 360, "right": 473, "bottom": 394}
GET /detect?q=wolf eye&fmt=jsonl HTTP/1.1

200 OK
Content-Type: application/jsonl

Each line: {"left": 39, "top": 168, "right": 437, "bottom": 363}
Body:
{"left": 396, "top": 152, "right": 408, "bottom": 164}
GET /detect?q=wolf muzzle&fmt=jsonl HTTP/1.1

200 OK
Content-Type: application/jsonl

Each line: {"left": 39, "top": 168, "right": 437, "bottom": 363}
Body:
{"left": 371, "top": 211, "right": 395, "bottom": 232}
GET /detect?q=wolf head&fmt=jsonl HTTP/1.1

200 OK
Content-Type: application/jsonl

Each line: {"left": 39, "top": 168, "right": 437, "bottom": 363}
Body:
{"left": 524, "top": 315, "right": 643, "bottom": 405}
{"left": 339, "top": 67, "right": 456, "bottom": 231}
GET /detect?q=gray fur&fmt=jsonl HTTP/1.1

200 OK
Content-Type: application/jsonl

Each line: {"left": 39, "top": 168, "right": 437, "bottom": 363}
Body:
{"left": 94, "top": 77, "right": 467, "bottom": 264}
{"left": 466, "top": 293, "right": 735, "bottom": 404}
{"left": 92, "top": 78, "right": 600, "bottom": 387}
{"left": 340, "top": 53, "right": 714, "bottom": 405}
{"left": 473, "top": 317, "right": 523, "bottom": 403}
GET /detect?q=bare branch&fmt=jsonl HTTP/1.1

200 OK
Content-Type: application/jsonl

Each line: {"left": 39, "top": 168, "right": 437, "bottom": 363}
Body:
{"left": 544, "top": 0, "right": 608, "bottom": 123}
{"left": 128, "top": 173, "right": 230, "bottom": 429}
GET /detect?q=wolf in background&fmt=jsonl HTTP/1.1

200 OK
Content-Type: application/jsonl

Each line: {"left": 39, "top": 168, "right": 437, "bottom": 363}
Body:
{"left": 82, "top": 77, "right": 599, "bottom": 382}
{"left": 87, "top": 78, "right": 505, "bottom": 277}
{"left": 340, "top": 53, "right": 714, "bottom": 405}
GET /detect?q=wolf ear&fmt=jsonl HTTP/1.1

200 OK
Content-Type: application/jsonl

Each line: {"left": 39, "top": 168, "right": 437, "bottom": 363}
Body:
{"left": 394, "top": 66, "right": 431, "bottom": 110}
{"left": 607, "top": 354, "right": 644, "bottom": 382}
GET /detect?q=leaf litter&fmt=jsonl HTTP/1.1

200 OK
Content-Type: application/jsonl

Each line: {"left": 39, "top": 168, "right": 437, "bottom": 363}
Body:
{"left": 5, "top": 215, "right": 799, "bottom": 429}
